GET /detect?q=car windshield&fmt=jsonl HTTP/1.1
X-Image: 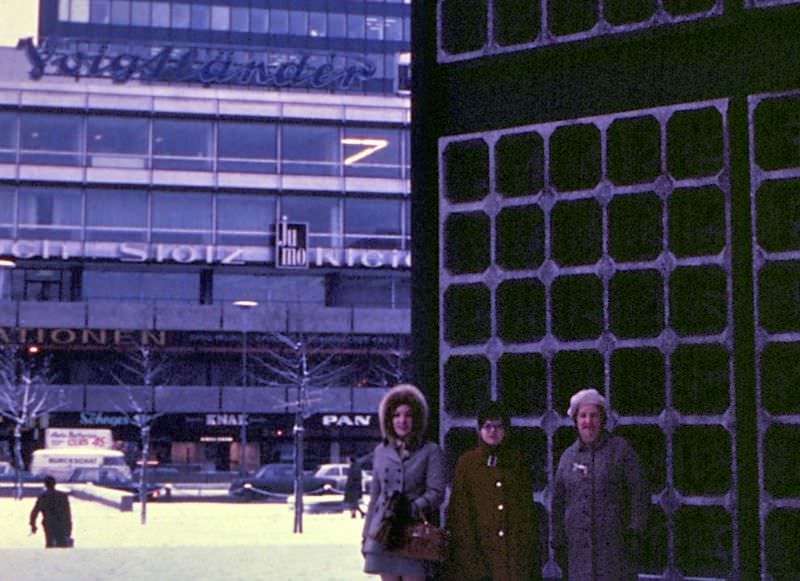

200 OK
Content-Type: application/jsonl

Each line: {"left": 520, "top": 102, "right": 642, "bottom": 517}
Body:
{"left": 258, "top": 465, "right": 294, "bottom": 478}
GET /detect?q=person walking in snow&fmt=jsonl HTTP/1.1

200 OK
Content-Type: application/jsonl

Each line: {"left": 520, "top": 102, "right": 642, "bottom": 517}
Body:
{"left": 30, "top": 475, "right": 73, "bottom": 548}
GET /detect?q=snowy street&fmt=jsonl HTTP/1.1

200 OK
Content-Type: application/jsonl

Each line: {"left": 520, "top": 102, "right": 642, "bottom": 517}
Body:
{"left": 0, "top": 497, "right": 373, "bottom": 581}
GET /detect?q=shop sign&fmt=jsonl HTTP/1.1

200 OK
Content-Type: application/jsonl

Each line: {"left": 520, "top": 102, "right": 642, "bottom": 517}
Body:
{"left": 0, "top": 239, "right": 411, "bottom": 270}
{"left": 45, "top": 427, "right": 112, "bottom": 449}
{"left": 321, "top": 414, "right": 373, "bottom": 428}
{"left": 206, "top": 414, "right": 247, "bottom": 427}
{"left": 276, "top": 219, "right": 308, "bottom": 269}
{"left": 0, "top": 327, "right": 166, "bottom": 347}
{"left": 79, "top": 412, "right": 132, "bottom": 427}
{"left": 17, "top": 37, "right": 376, "bottom": 92}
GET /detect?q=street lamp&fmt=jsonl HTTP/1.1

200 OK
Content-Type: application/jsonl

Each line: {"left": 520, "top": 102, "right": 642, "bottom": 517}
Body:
{"left": 233, "top": 299, "right": 258, "bottom": 475}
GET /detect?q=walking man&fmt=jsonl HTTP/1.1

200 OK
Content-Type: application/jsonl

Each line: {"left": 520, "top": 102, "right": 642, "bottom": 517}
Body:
{"left": 30, "top": 475, "right": 73, "bottom": 548}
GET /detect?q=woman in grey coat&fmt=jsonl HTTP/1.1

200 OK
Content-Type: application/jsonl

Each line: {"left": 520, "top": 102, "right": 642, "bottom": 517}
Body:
{"left": 552, "top": 388, "right": 648, "bottom": 581}
{"left": 362, "top": 383, "right": 446, "bottom": 581}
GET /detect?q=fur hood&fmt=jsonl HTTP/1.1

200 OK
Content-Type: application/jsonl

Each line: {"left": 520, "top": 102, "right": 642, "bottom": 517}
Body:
{"left": 378, "top": 383, "right": 429, "bottom": 444}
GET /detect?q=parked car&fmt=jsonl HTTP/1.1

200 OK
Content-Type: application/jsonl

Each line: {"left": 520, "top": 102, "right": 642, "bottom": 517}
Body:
{"left": 313, "top": 463, "right": 349, "bottom": 491}
{"left": 229, "top": 463, "right": 337, "bottom": 500}
{"left": 68, "top": 467, "right": 170, "bottom": 500}
{"left": 0, "top": 462, "right": 42, "bottom": 483}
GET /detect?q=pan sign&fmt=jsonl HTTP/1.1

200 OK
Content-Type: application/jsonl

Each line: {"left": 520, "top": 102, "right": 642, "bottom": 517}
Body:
{"left": 276, "top": 218, "right": 309, "bottom": 269}
{"left": 321, "top": 414, "right": 373, "bottom": 428}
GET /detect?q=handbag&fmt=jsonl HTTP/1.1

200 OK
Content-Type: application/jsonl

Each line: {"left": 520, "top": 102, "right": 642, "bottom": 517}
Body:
{"left": 393, "top": 516, "right": 449, "bottom": 562}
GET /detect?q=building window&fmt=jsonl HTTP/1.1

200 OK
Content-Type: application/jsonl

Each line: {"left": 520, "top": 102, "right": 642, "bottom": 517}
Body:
{"left": 12, "top": 269, "right": 74, "bottom": 302}
{"left": 18, "top": 187, "right": 83, "bottom": 240}
{"left": 326, "top": 273, "right": 409, "bottom": 308}
{"left": 87, "top": 116, "right": 148, "bottom": 169}
{"left": 191, "top": 4, "right": 210, "bottom": 30}
{"left": 211, "top": 5, "right": 230, "bottom": 31}
{"left": 270, "top": 9, "right": 289, "bottom": 34}
{"left": 69, "top": 0, "right": 90, "bottom": 22}
{"left": 343, "top": 126, "right": 402, "bottom": 178}
{"left": 86, "top": 189, "right": 148, "bottom": 242}
{"left": 0, "top": 185, "right": 15, "bottom": 238}
{"left": 251, "top": 8, "right": 268, "bottom": 33}
{"left": 151, "top": 2, "right": 169, "bottom": 27}
{"left": 212, "top": 273, "right": 325, "bottom": 305}
{"left": 231, "top": 7, "right": 249, "bottom": 32}
{"left": 309, "top": 12, "right": 327, "bottom": 37}
{"left": 152, "top": 119, "right": 212, "bottom": 171}
{"left": 216, "top": 194, "right": 275, "bottom": 246}
{"left": 151, "top": 192, "right": 212, "bottom": 243}
{"left": 131, "top": 0, "right": 149, "bottom": 26}
{"left": 329, "top": 13, "right": 346, "bottom": 38}
{"left": 348, "top": 14, "right": 365, "bottom": 39}
{"left": 20, "top": 113, "right": 82, "bottom": 166}
{"left": 290, "top": 10, "right": 308, "bottom": 36}
{"left": 279, "top": 196, "right": 340, "bottom": 248}
{"left": 217, "top": 121, "right": 277, "bottom": 174}
{"left": 0, "top": 111, "right": 17, "bottom": 163}
{"left": 90, "top": 0, "right": 111, "bottom": 23}
{"left": 366, "top": 16, "right": 384, "bottom": 40}
{"left": 344, "top": 198, "right": 403, "bottom": 249}
{"left": 110, "top": 0, "right": 130, "bottom": 25}
{"left": 172, "top": 3, "right": 190, "bottom": 29}
{"left": 83, "top": 270, "right": 201, "bottom": 303}
{"left": 281, "top": 124, "right": 339, "bottom": 176}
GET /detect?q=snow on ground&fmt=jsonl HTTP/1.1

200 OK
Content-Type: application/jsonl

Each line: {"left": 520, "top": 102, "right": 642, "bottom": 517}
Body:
{"left": 0, "top": 496, "right": 373, "bottom": 581}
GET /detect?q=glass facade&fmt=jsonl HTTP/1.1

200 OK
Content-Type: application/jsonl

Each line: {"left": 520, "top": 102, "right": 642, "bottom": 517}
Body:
{"left": 45, "top": 0, "right": 411, "bottom": 94}
{"left": 3, "top": 109, "right": 408, "bottom": 178}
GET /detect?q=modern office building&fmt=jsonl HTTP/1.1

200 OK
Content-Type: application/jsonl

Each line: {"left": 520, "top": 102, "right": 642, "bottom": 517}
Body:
{"left": 414, "top": 1, "right": 800, "bottom": 580}
{"left": 0, "top": 0, "right": 411, "bottom": 472}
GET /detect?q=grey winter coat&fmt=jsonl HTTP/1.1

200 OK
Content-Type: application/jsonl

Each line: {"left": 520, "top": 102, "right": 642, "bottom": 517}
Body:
{"left": 362, "top": 439, "right": 446, "bottom": 554}
{"left": 362, "top": 383, "right": 446, "bottom": 557}
{"left": 551, "top": 431, "right": 648, "bottom": 581}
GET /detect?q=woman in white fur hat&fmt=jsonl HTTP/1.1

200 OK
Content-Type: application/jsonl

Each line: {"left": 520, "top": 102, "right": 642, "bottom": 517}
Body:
{"left": 551, "top": 388, "right": 648, "bottom": 581}
{"left": 362, "top": 384, "right": 445, "bottom": 581}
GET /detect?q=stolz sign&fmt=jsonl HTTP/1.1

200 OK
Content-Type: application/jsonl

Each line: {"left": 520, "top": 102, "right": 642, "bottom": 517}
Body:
{"left": 17, "top": 37, "right": 375, "bottom": 92}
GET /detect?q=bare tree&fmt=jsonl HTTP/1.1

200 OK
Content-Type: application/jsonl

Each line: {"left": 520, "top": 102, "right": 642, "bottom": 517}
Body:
{"left": 251, "top": 332, "right": 348, "bottom": 534}
{"left": 110, "top": 344, "right": 171, "bottom": 525}
{"left": 0, "top": 345, "right": 62, "bottom": 500}
{"left": 369, "top": 345, "right": 411, "bottom": 387}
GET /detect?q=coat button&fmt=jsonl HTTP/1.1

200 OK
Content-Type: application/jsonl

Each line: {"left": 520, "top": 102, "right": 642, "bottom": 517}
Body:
{"left": 497, "top": 504, "right": 504, "bottom": 511}
{"left": 497, "top": 530, "right": 505, "bottom": 537}
{"left": 495, "top": 481, "right": 502, "bottom": 488}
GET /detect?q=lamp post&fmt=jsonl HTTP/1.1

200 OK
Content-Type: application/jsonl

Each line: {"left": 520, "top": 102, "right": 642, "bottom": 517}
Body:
{"left": 233, "top": 299, "right": 258, "bottom": 475}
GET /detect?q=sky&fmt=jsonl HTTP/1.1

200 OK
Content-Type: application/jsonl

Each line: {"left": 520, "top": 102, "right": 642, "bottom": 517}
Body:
{"left": 0, "top": 0, "right": 38, "bottom": 47}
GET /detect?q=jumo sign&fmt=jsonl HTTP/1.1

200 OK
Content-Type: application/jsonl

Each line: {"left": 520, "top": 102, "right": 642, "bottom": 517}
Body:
{"left": 17, "top": 37, "right": 376, "bottom": 91}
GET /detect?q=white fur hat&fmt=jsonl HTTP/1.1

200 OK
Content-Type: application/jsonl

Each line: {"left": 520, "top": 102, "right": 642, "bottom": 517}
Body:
{"left": 567, "top": 388, "right": 607, "bottom": 419}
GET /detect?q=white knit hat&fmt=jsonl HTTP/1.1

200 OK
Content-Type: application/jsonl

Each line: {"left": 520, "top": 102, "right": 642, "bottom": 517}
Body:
{"left": 567, "top": 388, "right": 607, "bottom": 419}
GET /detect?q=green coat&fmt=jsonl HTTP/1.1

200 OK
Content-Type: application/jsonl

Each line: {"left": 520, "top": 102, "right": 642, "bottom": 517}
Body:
{"left": 446, "top": 443, "right": 541, "bottom": 581}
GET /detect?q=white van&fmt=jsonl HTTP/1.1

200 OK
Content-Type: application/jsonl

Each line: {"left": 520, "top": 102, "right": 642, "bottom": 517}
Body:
{"left": 30, "top": 448, "right": 131, "bottom": 482}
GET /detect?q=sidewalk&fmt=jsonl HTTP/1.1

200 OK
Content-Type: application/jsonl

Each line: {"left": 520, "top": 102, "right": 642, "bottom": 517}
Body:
{"left": 0, "top": 497, "right": 372, "bottom": 581}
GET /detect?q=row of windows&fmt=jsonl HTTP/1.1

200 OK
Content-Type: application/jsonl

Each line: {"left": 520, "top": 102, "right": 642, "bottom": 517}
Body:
{"left": 0, "top": 111, "right": 409, "bottom": 178}
{"left": 1, "top": 266, "right": 410, "bottom": 309}
{"left": 0, "top": 186, "right": 410, "bottom": 248}
{"left": 59, "top": 0, "right": 411, "bottom": 42}
{"left": 37, "top": 347, "right": 410, "bottom": 388}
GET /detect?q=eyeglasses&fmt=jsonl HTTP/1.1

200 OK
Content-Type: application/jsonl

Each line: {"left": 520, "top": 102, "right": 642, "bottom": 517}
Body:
{"left": 481, "top": 422, "right": 505, "bottom": 431}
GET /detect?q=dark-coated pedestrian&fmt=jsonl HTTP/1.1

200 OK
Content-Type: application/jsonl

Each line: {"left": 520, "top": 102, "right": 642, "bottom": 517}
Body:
{"left": 552, "top": 388, "right": 648, "bottom": 581}
{"left": 29, "top": 475, "right": 73, "bottom": 548}
{"left": 445, "top": 401, "right": 541, "bottom": 581}
{"left": 362, "top": 383, "right": 446, "bottom": 581}
{"left": 345, "top": 456, "right": 365, "bottom": 518}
